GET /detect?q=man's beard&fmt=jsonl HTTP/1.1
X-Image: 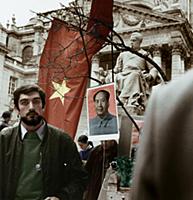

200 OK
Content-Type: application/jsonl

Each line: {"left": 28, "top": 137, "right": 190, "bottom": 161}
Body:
{"left": 21, "top": 112, "right": 43, "bottom": 126}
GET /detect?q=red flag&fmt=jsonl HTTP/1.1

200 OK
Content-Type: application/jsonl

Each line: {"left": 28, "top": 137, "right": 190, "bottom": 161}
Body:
{"left": 38, "top": 0, "right": 113, "bottom": 138}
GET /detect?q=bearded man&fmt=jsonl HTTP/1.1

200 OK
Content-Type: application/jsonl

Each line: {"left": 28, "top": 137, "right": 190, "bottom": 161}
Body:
{"left": 0, "top": 84, "right": 88, "bottom": 200}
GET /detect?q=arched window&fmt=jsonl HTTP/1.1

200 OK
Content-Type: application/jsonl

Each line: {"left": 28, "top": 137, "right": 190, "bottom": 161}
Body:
{"left": 22, "top": 46, "right": 33, "bottom": 63}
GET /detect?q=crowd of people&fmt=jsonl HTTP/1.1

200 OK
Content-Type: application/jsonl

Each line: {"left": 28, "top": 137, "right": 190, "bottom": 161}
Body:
{"left": 0, "top": 83, "right": 119, "bottom": 200}
{"left": 1, "top": 30, "right": 192, "bottom": 200}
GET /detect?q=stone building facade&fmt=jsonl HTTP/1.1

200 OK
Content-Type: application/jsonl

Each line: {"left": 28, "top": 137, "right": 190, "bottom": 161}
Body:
{"left": 0, "top": 16, "right": 50, "bottom": 114}
{"left": 0, "top": 0, "right": 192, "bottom": 137}
{"left": 90, "top": 0, "right": 193, "bottom": 86}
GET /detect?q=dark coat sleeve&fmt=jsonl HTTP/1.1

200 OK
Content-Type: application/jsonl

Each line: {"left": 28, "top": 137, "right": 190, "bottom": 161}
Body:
{"left": 58, "top": 136, "right": 88, "bottom": 200}
{"left": 45, "top": 126, "right": 88, "bottom": 200}
{"left": 0, "top": 133, "right": 4, "bottom": 199}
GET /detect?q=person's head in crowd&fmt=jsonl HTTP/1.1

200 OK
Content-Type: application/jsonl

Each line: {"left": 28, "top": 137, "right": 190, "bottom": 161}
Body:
{"left": 78, "top": 135, "right": 94, "bottom": 150}
{"left": 93, "top": 90, "right": 110, "bottom": 118}
{"left": 0, "top": 111, "right": 12, "bottom": 131}
{"left": 1, "top": 111, "right": 12, "bottom": 124}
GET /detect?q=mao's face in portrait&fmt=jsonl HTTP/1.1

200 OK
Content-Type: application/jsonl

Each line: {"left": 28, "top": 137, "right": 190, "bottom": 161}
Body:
{"left": 94, "top": 92, "right": 109, "bottom": 118}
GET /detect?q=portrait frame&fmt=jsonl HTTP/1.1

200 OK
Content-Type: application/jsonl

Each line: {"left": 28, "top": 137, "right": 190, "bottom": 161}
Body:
{"left": 87, "top": 83, "right": 119, "bottom": 141}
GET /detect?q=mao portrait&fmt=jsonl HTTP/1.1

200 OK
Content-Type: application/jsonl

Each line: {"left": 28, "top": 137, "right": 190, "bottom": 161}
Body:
{"left": 87, "top": 83, "right": 119, "bottom": 138}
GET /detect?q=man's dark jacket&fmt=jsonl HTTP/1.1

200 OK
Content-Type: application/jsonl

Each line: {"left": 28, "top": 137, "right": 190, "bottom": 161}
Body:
{"left": 0, "top": 121, "right": 9, "bottom": 131}
{"left": 0, "top": 123, "right": 88, "bottom": 200}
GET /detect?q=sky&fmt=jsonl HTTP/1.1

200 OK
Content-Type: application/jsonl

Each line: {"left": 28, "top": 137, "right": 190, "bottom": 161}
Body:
{"left": 0, "top": 0, "right": 72, "bottom": 27}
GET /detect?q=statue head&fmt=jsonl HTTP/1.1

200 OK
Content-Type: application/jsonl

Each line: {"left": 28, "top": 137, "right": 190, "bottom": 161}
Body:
{"left": 130, "top": 32, "right": 143, "bottom": 50}
{"left": 99, "top": 67, "right": 104, "bottom": 74}
{"left": 130, "top": 32, "right": 143, "bottom": 42}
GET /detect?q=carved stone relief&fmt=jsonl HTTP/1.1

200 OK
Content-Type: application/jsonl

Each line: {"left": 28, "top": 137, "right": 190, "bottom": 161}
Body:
{"left": 122, "top": 14, "right": 142, "bottom": 26}
{"left": 113, "top": 7, "right": 168, "bottom": 30}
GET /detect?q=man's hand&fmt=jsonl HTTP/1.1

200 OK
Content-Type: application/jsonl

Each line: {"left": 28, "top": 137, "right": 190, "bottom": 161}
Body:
{"left": 44, "top": 197, "right": 60, "bottom": 200}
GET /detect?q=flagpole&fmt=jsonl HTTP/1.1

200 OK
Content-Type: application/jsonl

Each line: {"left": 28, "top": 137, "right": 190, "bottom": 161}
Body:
{"left": 110, "top": 28, "right": 114, "bottom": 83}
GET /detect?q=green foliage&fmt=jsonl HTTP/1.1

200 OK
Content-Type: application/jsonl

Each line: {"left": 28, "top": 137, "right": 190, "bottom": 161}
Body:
{"left": 115, "top": 156, "right": 135, "bottom": 187}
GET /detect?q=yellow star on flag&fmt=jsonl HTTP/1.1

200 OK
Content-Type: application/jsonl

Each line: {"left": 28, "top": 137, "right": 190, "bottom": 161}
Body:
{"left": 49, "top": 80, "right": 71, "bottom": 104}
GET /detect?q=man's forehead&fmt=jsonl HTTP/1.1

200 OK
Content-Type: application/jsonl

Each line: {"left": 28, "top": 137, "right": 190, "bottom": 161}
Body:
{"left": 95, "top": 92, "right": 106, "bottom": 99}
{"left": 19, "top": 92, "right": 40, "bottom": 100}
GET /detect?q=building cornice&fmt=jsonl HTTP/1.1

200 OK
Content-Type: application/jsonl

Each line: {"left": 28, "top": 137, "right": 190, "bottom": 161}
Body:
{"left": 4, "top": 62, "right": 37, "bottom": 75}
{"left": 113, "top": 1, "right": 183, "bottom": 24}
{"left": 0, "top": 43, "right": 9, "bottom": 55}
{"left": 4, "top": 55, "right": 37, "bottom": 75}
{"left": 118, "top": 21, "right": 183, "bottom": 35}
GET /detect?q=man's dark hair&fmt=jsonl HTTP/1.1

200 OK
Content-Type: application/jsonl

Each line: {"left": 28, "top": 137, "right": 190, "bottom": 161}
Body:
{"left": 13, "top": 84, "right": 46, "bottom": 110}
{"left": 1, "top": 111, "right": 11, "bottom": 119}
{"left": 93, "top": 89, "right": 110, "bottom": 102}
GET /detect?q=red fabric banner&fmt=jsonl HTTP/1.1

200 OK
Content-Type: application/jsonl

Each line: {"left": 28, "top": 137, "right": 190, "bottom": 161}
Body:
{"left": 38, "top": 0, "right": 113, "bottom": 138}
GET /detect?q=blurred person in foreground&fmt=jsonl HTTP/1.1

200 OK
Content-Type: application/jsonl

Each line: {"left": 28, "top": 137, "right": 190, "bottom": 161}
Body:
{"left": 131, "top": 69, "right": 193, "bottom": 200}
{"left": 0, "top": 111, "right": 12, "bottom": 131}
{"left": 0, "top": 84, "right": 88, "bottom": 200}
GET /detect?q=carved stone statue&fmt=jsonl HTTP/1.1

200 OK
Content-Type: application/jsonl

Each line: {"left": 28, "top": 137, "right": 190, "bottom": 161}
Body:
{"left": 114, "top": 32, "right": 158, "bottom": 114}
{"left": 98, "top": 67, "right": 107, "bottom": 84}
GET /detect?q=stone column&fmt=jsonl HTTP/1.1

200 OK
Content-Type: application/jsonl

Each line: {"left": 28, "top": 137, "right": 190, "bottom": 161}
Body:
{"left": 171, "top": 43, "right": 184, "bottom": 80}
{"left": 33, "top": 19, "right": 45, "bottom": 81}
{"left": 33, "top": 18, "right": 44, "bottom": 59}
{"left": 189, "top": 51, "right": 193, "bottom": 69}
{"left": 90, "top": 54, "right": 100, "bottom": 87}
{"left": 181, "top": 55, "right": 185, "bottom": 73}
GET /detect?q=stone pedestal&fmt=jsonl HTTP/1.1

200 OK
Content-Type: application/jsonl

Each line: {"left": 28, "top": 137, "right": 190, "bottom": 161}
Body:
{"left": 98, "top": 167, "right": 131, "bottom": 200}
